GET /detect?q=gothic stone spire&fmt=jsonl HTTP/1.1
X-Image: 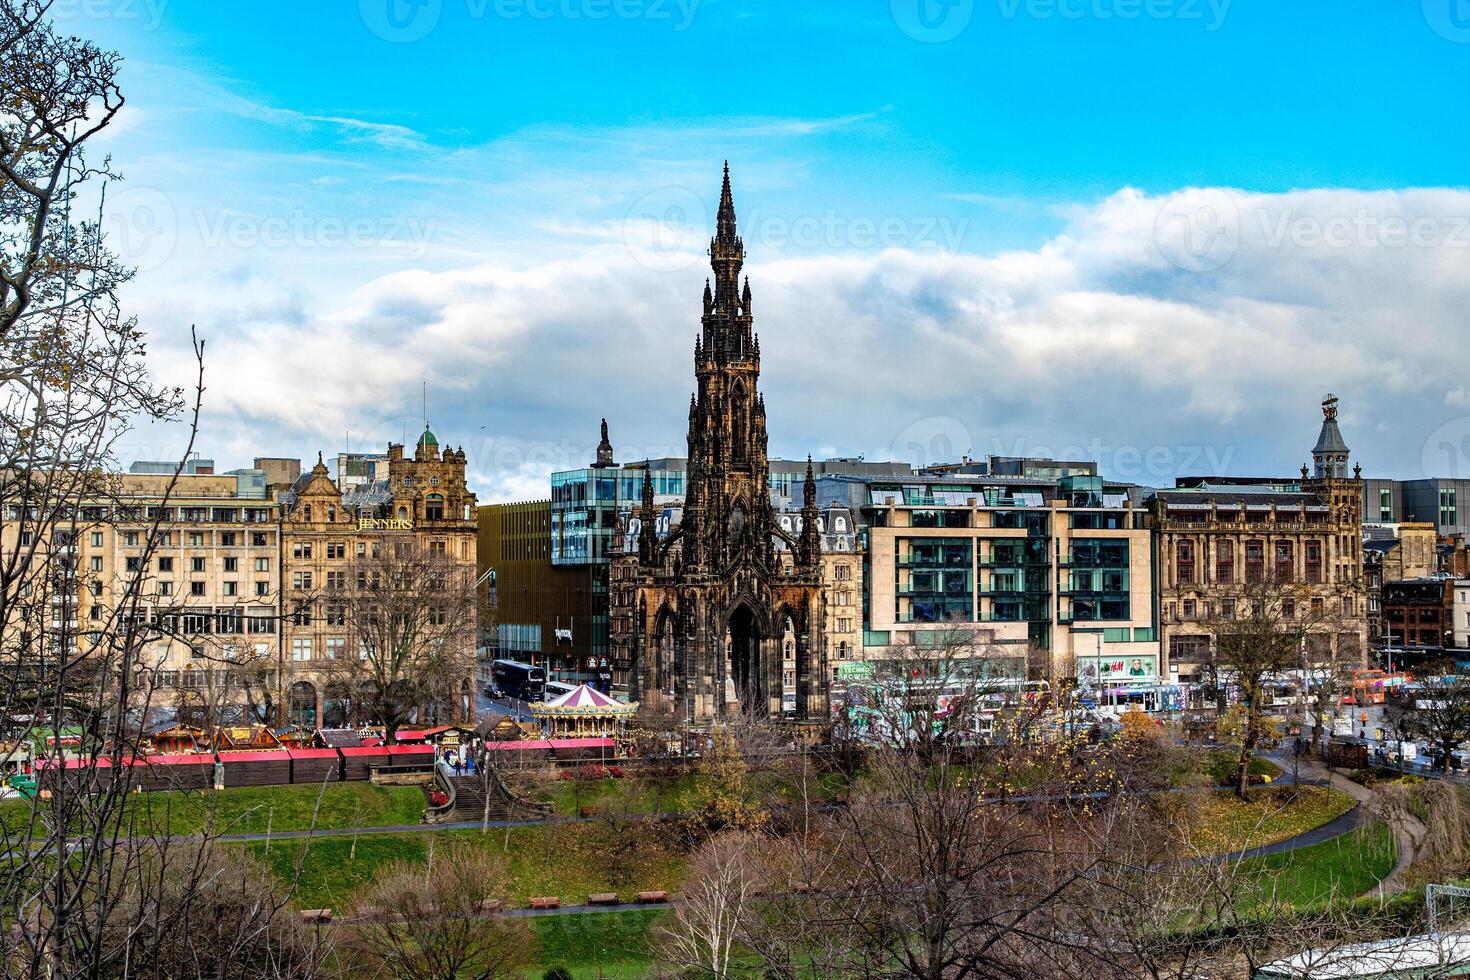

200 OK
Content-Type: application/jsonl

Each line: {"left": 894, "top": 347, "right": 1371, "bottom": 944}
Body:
{"left": 638, "top": 468, "right": 657, "bottom": 566}
{"left": 799, "top": 456, "right": 821, "bottom": 568}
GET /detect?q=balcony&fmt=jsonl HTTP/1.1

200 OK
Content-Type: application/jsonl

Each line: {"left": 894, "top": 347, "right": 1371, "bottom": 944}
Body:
{"left": 977, "top": 555, "right": 1050, "bottom": 567}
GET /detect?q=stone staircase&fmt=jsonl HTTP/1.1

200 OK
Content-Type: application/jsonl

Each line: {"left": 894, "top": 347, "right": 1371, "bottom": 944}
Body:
{"left": 423, "top": 762, "right": 553, "bottom": 824}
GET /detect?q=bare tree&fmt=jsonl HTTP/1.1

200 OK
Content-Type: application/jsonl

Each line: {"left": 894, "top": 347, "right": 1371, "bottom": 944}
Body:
{"left": 323, "top": 534, "right": 477, "bottom": 743}
{"left": 1201, "top": 579, "right": 1352, "bottom": 798}
{"left": 655, "top": 832, "right": 767, "bottom": 979}
{"left": 1388, "top": 666, "right": 1470, "bottom": 775}
{"left": 346, "top": 843, "right": 530, "bottom": 980}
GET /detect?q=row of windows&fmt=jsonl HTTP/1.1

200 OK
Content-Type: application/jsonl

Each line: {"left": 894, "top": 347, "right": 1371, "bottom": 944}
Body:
{"left": 153, "top": 580, "right": 270, "bottom": 598}
{"left": 1174, "top": 539, "right": 1325, "bottom": 585}
{"left": 1165, "top": 595, "right": 1355, "bottom": 620}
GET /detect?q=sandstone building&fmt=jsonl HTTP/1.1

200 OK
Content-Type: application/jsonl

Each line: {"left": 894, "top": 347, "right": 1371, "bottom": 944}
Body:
{"left": 1152, "top": 397, "right": 1368, "bottom": 691}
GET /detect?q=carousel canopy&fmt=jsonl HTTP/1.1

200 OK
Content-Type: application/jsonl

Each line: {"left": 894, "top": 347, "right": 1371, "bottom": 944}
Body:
{"left": 530, "top": 684, "right": 637, "bottom": 717}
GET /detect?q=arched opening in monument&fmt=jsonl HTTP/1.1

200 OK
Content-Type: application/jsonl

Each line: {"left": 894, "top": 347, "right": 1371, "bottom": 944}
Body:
{"left": 655, "top": 609, "right": 678, "bottom": 702}
{"left": 780, "top": 611, "right": 799, "bottom": 718}
{"left": 725, "top": 604, "right": 762, "bottom": 715}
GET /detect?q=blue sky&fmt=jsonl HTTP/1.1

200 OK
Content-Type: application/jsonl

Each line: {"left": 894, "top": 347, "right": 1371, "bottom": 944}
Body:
{"left": 69, "top": 0, "right": 1470, "bottom": 497}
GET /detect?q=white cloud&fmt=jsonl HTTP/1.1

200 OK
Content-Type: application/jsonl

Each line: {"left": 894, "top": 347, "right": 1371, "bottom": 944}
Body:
{"left": 133, "top": 186, "right": 1470, "bottom": 500}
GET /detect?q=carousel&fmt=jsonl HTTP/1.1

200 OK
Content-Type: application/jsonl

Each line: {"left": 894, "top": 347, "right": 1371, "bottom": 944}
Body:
{"left": 530, "top": 684, "right": 637, "bottom": 740}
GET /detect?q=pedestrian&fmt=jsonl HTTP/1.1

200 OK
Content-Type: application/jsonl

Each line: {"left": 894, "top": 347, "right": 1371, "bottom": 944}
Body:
{"left": 466, "top": 752, "right": 476, "bottom": 775}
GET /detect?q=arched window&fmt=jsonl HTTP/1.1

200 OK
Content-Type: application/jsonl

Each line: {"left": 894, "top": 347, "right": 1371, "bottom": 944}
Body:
{"left": 397, "top": 505, "right": 408, "bottom": 520}
{"left": 835, "top": 516, "right": 847, "bottom": 532}
{"left": 425, "top": 494, "right": 445, "bottom": 521}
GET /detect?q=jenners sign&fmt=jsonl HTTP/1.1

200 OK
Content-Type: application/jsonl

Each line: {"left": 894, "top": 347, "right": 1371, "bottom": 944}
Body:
{"left": 357, "top": 518, "right": 414, "bottom": 531}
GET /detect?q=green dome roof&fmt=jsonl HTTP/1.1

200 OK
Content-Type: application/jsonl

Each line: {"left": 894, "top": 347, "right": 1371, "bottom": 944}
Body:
{"left": 417, "top": 425, "right": 438, "bottom": 447}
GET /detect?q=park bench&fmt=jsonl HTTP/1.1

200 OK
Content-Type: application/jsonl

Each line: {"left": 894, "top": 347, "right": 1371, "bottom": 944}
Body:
{"left": 637, "top": 890, "right": 669, "bottom": 903}
{"left": 588, "top": 893, "right": 619, "bottom": 906}
{"left": 476, "top": 898, "right": 503, "bottom": 915}
{"left": 529, "top": 896, "right": 561, "bottom": 910}
{"left": 300, "top": 909, "right": 333, "bottom": 924}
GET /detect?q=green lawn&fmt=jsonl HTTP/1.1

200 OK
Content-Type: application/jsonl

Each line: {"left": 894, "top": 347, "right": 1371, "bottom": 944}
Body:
{"left": 1235, "top": 822, "right": 1398, "bottom": 910}
{"left": 249, "top": 820, "right": 691, "bottom": 911}
{"left": 0, "top": 782, "right": 425, "bottom": 839}
{"left": 1186, "top": 786, "right": 1356, "bottom": 856}
{"left": 528, "top": 910, "right": 663, "bottom": 979}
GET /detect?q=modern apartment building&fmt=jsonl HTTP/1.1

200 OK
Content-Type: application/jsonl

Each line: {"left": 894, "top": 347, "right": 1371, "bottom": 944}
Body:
{"left": 841, "top": 472, "right": 1159, "bottom": 696}
{"left": 1361, "top": 478, "right": 1470, "bottom": 537}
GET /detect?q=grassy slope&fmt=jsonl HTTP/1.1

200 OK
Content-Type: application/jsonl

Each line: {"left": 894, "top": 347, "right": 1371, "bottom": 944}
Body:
{"left": 0, "top": 783, "right": 425, "bottom": 838}
{"left": 1235, "top": 822, "right": 1398, "bottom": 910}
{"left": 250, "top": 821, "right": 690, "bottom": 911}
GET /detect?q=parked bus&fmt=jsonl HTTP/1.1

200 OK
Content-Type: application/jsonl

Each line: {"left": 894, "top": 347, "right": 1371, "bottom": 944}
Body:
{"left": 488, "top": 660, "right": 546, "bottom": 702}
{"left": 543, "top": 680, "right": 577, "bottom": 702}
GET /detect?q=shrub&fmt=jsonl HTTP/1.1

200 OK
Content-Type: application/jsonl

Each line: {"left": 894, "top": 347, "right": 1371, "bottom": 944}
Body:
{"left": 543, "top": 968, "right": 573, "bottom": 980}
{"left": 559, "top": 763, "right": 626, "bottom": 781}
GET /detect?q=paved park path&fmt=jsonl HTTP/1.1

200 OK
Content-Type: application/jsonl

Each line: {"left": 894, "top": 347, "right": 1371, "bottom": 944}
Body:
{"left": 1263, "top": 752, "right": 1425, "bottom": 897}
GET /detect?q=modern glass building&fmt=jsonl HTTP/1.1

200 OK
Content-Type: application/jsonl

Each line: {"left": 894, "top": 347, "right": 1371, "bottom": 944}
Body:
{"left": 817, "top": 471, "right": 1159, "bottom": 698}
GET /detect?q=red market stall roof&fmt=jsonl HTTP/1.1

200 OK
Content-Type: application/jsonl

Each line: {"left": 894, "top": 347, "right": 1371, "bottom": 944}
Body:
{"left": 483, "top": 740, "right": 554, "bottom": 752}
{"left": 479, "top": 738, "right": 615, "bottom": 752}
{"left": 139, "top": 754, "right": 213, "bottom": 766}
{"left": 218, "top": 751, "right": 290, "bottom": 764}
{"left": 285, "top": 749, "right": 340, "bottom": 761}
